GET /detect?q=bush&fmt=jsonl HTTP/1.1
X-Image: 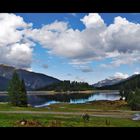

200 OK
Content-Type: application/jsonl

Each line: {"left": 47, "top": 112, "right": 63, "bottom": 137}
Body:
{"left": 127, "top": 89, "right": 140, "bottom": 110}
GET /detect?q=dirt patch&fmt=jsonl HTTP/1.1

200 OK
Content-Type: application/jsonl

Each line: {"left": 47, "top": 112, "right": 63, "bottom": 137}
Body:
{"left": 48, "top": 120, "right": 62, "bottom": 127}
{"left": 16, "top": 119, "right": 43, "bottom": 127}
{"left": 90, "top": 100, "right": 128, "bottom": 107}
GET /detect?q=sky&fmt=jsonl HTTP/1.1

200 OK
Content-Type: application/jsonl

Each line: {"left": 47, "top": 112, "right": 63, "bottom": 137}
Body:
{"left": 0, "top": 13, "right": 140, "bottom": 84}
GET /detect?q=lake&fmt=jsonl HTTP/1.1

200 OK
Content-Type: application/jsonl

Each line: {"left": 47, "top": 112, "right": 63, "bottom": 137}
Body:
{"left": 0, "top": 91, "right": 121, "bottom": 107}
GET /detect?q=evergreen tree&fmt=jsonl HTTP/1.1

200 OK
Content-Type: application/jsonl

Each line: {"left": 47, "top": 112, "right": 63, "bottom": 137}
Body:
{"left": 8, "top": 71, "right": 21, "bottom": 106}
{"left": 7, "top": 71, "right": 27, "bottom": 107}
{"left": 19, "top": 79, "right": 28, "bottom": 107}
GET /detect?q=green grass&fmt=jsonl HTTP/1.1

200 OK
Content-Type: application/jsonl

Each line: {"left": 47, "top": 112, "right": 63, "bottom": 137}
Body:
{"left": 0, "top": 113, "right": 139, "bottom": 127}
{"left": 0, "top": 101, "right": 139, "bottom": 127}
{"left": 0, "top": 101, "right": 131, "bottom": 113}
{"left": 47, "top": 100, "right": 131, "bottom": 112}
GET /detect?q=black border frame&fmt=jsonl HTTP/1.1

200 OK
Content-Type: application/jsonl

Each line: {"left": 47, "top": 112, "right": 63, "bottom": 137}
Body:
{"left": 1, "top": 0, "right": 140, "bottom": 12}
{"left": 0, "top": 0, "right": 140, "bottom": 135}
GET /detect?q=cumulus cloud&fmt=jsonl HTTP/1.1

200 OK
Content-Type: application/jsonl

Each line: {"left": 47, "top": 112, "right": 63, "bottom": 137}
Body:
{"left": 0, "top": 13, "right": 33, "bottom": 69}
{"left": 112, "top": 52, "right": 140, "bottom": 67}
{"left": 26, "top": 13, "right": 140, "bottom": 68}
{"left": 1, "top": 13, "right": 140, "bottom": 70}
{"left": 26, "top": 13, "right": 107, "bottom": 66}
{"left": 102, "top": 51, "right": 140, "bottom": 68}
{"left": 100, "top": 16, "right": 140, "bottom": 67}
{"left": 80, "top": 13, "right": 105, "bottom": 28}
{"left": 102, "top": 17, "right": 140, "bottom": 51}
{"left": 109, "top": 72, "right": 129, "bottom": 80}
{"left": 134, "top": 71, "right": 140, "bottom": 75}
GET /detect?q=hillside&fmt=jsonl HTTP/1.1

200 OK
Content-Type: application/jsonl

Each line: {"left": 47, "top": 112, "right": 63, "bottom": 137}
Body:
{"left": 93, "top": 78, "right": 124, "bottom": 88}
{"left": 0, "top": 76, "right": 9, "bottom": 91}
{"left": 98, "top": 74, "right": 140, "bottom": 90}
{"left": 0, "top": 64, "right": 60, "bottom": 90}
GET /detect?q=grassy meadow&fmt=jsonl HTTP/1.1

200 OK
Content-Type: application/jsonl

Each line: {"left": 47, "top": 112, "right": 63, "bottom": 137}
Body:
{"left": 0, "top": 100, "right": 140, "bottom": 127}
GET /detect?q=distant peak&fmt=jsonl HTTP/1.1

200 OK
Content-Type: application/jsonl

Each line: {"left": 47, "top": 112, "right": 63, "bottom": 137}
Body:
{"left": 93, "top": 77, "right": 124, "bottom": 87}
{"left": 0, "top": 64, "right": 15, "bottom": 69}
{"left": 0, "top": 64, "right": 29, "bottom": 71}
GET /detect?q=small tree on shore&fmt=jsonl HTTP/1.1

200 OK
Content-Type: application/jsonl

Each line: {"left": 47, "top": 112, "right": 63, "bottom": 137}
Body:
{"left": 19, "top": 79, "right": 28, "bottom": 107}
{"left": 7, "top": 71, "right": 27, "bottom": 107}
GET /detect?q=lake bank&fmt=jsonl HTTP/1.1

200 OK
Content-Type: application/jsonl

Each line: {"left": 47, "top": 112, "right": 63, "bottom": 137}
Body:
{"left": 0, "top": 90, "right": 119, "bottom": 96}
{"left": 0, "top": 90, "right": 120, "bottom": 107}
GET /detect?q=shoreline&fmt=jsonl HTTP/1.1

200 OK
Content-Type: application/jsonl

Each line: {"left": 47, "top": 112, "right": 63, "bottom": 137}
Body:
{"left": 0, "top": 90, "right": 119, "bottom": 96}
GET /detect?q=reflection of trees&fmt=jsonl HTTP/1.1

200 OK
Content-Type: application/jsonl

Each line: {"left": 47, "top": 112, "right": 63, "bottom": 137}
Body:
{"left": 27, "top": 92, "right": 120, "bottom": 106}
{"left": 0, "top": 96, "right": 8, "bottom": 102}
{"left": 37, "top": 93, "right": 93, "bottom": 102}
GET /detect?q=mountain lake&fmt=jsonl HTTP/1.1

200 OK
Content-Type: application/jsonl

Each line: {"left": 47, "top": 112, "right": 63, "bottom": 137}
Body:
{"left": 0, "top": 91, "right": 121, "bottom": 107}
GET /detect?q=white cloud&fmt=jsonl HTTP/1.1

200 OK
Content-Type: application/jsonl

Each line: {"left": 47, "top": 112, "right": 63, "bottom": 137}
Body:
{"left": 26, "top": 13, "right": 106, "bottom": 66}
{"left": 134, "top": 71, "right": 140, "bottom": 75}
{"left": 26, "top": 13, "right": 140, "bottom": 68}
{"left": 0, "top": 13, "right": 32, "bottom": 46}
{"left": 102, "top": 16, "right": 140, "bottom": 53}
{"left": 26, "top": 68, "right": 33, "bottom": 72}
{"left": 109, "top": 72, "right": 129, "bottom": 80}
{"left": 5, "top": 43, "right": 33, "bottom": 68}
{"left": 0, "top": 13, "right": 33, "bottom": 69}
{"left": 80, "top": 13, "right": 105, "bottom": 28}
{"left": 106, "top": 51, "right": 140, "bottom": 67}
{"left": 1, "top": 13, "right": 140, "bottom": 70}
{"left": 69, "top": 13, "right": 77, "bottom": 17}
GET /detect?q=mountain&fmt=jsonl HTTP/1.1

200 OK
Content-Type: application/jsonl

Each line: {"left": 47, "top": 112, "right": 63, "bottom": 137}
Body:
{"left": 93, "top": 78, "right": 124, "bottom": 88}
{"left": 0, "top": 64, "right": 60, "bottom": 90}
{"left": 98, "top": 74, "right": 140, "bottom": 90}
{"left": 0, "top": 76, "right": 9, "bottom": 91}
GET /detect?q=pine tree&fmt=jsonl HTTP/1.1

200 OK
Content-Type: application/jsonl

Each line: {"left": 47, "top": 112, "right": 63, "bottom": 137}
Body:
{"left": 8, "top": 71, "right": 21, "bottom": 106}
{"left": 7, "top": 71, "right": 27, "bottom": 107}
{"left": 19, "top": 79, "right": 28, "bottom": 107}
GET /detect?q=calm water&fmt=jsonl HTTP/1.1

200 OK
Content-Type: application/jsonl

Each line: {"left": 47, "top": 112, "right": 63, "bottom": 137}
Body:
{"left": 0, "top": 91, "right": 120, "bottom": 107}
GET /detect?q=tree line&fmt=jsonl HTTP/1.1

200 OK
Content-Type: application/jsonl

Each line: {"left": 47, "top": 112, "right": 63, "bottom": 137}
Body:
{"left": 117, "top": 75, "right": 140, "bottom": 110}
{"left": 97, "top": 74, "right": 140, "bottom": 110}
{"left": 98, "top": 74, "right": 140, "bottom": 90}
{"left": 38, "top": 80, "right": 94, "bottom": 92}
{"left": 120, "top": 88, "right": 140, "bottom": 110}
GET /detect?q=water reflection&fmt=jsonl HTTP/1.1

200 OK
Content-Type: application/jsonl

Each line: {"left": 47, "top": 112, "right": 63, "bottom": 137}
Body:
{"left": 35, "top": 101, "right": 60, "bottom": 108}
{"left": 70, "top": 93, "right": 121, "bottom": 104}
{"left": 0, "top": 92, "right": 121, "bottom": 107}
{"left": 31, "top": 92, "right": 121, "bottom": 107}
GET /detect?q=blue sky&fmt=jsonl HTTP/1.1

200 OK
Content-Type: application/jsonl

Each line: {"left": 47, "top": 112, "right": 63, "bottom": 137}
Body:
{"left": 1, "top": 13, "right": 140, "bottom": 84}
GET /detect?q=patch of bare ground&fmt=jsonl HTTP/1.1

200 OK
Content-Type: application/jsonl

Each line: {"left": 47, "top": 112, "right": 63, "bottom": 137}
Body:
{"left": 16, "top": 119, "right": 43, "bottom": 127}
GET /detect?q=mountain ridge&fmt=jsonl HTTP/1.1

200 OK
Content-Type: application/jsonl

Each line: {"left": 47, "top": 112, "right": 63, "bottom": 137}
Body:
{"left": 0, "top": 64, "right": 61, "bottom": 91}
{"left": 97, "top": 74, "right": 140, "bottom": 90}
{"left": 93, "top": 77, "right": 125, "bottom": 88}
